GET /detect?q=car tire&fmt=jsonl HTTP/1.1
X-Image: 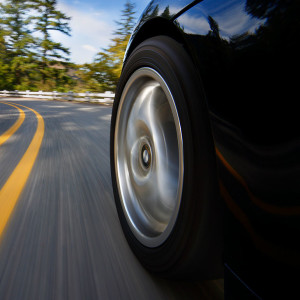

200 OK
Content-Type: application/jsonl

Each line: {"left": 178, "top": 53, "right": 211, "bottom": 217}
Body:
{"left": 110, "top": 36, "right": 223, "bottom": 279}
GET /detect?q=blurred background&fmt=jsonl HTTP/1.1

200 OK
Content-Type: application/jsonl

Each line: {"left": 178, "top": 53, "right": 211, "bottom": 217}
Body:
{"left": 0, "top": 0, "right": 148, "bottom": 93}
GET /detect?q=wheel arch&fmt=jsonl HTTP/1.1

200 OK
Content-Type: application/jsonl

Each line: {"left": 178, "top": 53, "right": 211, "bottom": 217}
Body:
{"left": 125, "top": 17, "right": 194, "bottom": 67}
{"left": 124, "top": 17, "right": 210, "bottom": 115}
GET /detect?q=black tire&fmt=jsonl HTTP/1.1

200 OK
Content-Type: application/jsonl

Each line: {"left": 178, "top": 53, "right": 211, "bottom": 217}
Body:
{"left": 110, "top": 36, "right": 223, "bottom": 279}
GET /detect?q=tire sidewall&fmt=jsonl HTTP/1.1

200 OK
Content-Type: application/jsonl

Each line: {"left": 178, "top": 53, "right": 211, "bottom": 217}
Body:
{"left": 110, "top": 36, "right": 223, "bottom": 278}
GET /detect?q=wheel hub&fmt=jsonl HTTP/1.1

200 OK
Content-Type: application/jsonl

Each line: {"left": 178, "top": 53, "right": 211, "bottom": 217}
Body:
{"left": 141, "top": 144, "right": 151, "bottom": 169}
{"left": 114, "top": 67, "right": 184, "bottom": 247}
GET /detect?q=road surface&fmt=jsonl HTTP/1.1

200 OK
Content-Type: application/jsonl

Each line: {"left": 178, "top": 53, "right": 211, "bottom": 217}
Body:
{"left": 0, "top": 98, "right": 223, "bottom": 300}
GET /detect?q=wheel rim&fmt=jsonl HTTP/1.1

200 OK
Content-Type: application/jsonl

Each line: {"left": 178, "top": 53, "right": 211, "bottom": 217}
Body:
{"left": 115, "top": 67, "right": 184, "bottom": 247}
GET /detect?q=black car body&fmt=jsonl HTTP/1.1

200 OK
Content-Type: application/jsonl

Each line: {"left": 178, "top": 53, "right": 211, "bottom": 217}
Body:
{"left": 111, "top": 0, "right": 300, "bottom": 299}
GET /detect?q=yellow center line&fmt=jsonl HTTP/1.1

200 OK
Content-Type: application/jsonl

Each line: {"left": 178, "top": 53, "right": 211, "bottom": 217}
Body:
{"left": 0, "top": 102, "right": 45, "bottom": 239}
{"left": 0, "top": 102, "right": 25, "bottom": 147}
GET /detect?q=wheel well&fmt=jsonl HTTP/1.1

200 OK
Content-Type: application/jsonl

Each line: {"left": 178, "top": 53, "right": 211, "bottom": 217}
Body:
{"left": 125, "top": 17, "right": 187, "bottom": 62}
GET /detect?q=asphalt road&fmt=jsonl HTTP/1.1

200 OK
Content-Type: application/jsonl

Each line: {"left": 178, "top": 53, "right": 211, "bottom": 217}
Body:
{"left": 0, "top": 98, "right": 224, "bottom": 300}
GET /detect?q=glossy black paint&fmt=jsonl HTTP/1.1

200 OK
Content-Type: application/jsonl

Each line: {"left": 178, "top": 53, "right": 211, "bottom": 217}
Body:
{"left": 125, "top": 0, "right": 300, "bottom": 298}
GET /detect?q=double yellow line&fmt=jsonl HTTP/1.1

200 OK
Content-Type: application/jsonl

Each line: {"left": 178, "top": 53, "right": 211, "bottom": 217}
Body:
{"left": 0, "top": 101, "right": 44, "bottom": 239}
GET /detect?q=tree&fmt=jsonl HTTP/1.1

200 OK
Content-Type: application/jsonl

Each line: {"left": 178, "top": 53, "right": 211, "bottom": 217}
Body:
{"left": 0, "top": 26, "right": 11, "bottom": 89}
{"left": 87, "top": 0, "right": 136, "bottom": 91}
{"left": 29, "top": 0, "right": 71, "bottom": 88}
{"left": 114, "top": 0, "right": 136, "bottom": 37}
{"left": 0, "top": 0, "right": 36, "bottom": 88}
{"left": 0, "top": 0, "right": 73, "bottom": 91}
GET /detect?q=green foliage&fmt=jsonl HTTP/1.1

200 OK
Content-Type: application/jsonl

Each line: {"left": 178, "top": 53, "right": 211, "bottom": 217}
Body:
{"left": 114, "top": 0, "right": 136, "bottom": 37}
{"left": 30, "top": 0, "right": 71, "bottom": 62}
{"left": 29, "top": 0, "right": 72, "bottom": 88}
{"left": 0, "top": 0, "right": 72, "bottom": 91}
{"left": 79, "top": 1, "right": 136, "bottom": 92}
{"left": 0, "top": 27, "right": 10, "bottom": 89}
{"left": 0, "top": 0, "right": 137, "bottom": 93}
{"left": 0, "top": 0, "right": 36, "bottom": 87}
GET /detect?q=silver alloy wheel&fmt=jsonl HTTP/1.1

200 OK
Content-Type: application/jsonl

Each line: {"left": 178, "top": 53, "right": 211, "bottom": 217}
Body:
{"left": 114, "top": 67, "right": 184, "bottom": 248}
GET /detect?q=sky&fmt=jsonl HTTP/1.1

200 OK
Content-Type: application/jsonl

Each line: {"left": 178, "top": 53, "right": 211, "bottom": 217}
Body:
{"left": 55, "top": 0, "right": 150, "bottom": 64}
{"left": 0, "top": 0, "right": 149, "bottom": 64}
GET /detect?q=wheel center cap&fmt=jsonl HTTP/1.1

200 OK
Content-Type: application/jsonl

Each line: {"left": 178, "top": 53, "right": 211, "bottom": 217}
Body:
{"left": 141, "top": 144, "right": 151, "bottom": 168}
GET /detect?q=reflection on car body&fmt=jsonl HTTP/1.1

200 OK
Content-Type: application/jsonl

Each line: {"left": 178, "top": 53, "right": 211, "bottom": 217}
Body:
{"left": 110, "top": 1, "right": 300, "bottom": 299}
